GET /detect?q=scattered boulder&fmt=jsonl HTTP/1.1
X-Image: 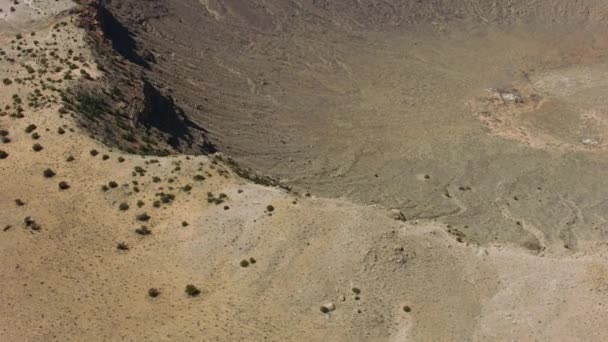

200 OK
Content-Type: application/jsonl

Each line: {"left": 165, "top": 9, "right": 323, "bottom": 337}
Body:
{"left": 390, "top": 209, "right": 406, "bottom": 221}
{"left": 320, "top": 303, "right": 336, "bottom": 314}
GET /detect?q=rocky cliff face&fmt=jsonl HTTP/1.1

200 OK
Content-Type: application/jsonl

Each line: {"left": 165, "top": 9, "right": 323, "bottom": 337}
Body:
{"left": 71, "top": 0, "right": 214, "bottom": 155}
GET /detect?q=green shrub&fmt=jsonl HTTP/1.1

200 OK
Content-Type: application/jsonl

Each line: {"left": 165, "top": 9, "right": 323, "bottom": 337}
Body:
{"left": 185, "top": 285, "right": 201, "bottom": 297}
{"left": 74, "top": 91, "right": 108, "bottom": 118}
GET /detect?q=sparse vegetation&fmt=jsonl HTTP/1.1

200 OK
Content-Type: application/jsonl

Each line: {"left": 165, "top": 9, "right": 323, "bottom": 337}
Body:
{"left": 24, "top": 124, "right": 36, "bottom": 133}
{"left": 117, "top": 242, "right": 130, "bottom": 251}
{"left": 135, "top": 226, "right": 151, "bottom": 235}
{"left": 24, "top": 216, "right": 41, "bottom": 231}
{"left": 136, "top": 213, "right": 151, "bottom": 222}
{"left": 148, "top": 288, "right": 160, "bottom": 298}
{"left": 207, "top": 192, "right": 227, "bottom": 205}
{"left": 74, "top": 91, "right": 108, "bottom": 119}
{"left": 43, "top": 168, "right": 56, "bottom": 178}
{"left": 185, "top": 284, "right": 201, "bottom": 297}
{"left": 159, "top": 193, "right": 175, "bottom": 204}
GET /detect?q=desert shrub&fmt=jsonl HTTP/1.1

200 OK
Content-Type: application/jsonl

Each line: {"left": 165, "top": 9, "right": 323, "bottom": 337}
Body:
{"left": 102, "top": 155, "right": 109, "bottom": 160}
{"left": 159, "top": 193, "right": 175, "bottom": 204}
{"left": 24, "top": 124, "right": 36, "bottom": 133}
{"left": 74, "top": 91, "right": 108, "bottom": 119}
{"left": 57, "top": 127, "right": 65, "bottom": 134}
{"left": 117, "top": 156, "right": 125, "bottom": 163}
{"left": 32, "top": 143, "right": 43, "bottom": 152}
{"left": 122, "top": 132, "right": 137, "bottom": 142}
{"left": 136, "top": 213, "right": 150, "bottom": 221}
{"left": 15, "top": 199, "right": 25, "bottom": 206}
{"left": 90, "top": 149, "right": 98, "bottom": 156}
{"left": 0, "top": 150, "right": 7, "bottom": 159}
{"left": 148, "top": 288, "right": 160, "bottom": 298}
{"left": 58, "top": 181, "right": 70, "bottom": 190}
{"left": 66, "top": 155, "right": 75, "bottom": 162}
{"left": 43, "top": 168, "right": 55, "bottom": 178}
{"left": 135, "top": 226, "right": 151, "bottom": 235}
{"left": 24, "top": 216, "right": 41, "bottom": 231}
{"left": 116, "top": 242, "right": 129, "bottom": 251}
{"left": 108, "top": 181, "right": 118, "bottom": 188}
{"left": 31, "top": 132, "right": 40, "bottom": 140}
{"left": 266, "top": 205, "right": 275, "bottom": 212}
{"left": 185, "top": 285, "right": 201, "bottom": 297}
{"left": 118, "top": 202, "right": 129, "bottom": 211}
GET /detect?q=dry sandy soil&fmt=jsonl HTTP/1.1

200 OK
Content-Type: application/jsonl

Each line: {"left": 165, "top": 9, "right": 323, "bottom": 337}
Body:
{"left": 2, "top": 0, "right": 608, "bottom": 341}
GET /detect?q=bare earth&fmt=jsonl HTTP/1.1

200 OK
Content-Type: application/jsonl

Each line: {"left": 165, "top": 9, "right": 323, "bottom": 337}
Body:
{"left": 2, "top": 1, "right": 608, "bottom": 341}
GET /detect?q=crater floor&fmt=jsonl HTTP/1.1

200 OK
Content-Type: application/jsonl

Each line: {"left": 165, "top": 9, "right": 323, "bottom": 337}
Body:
{"left": 107, "top": 0, "right": 608, "bottom": 252}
